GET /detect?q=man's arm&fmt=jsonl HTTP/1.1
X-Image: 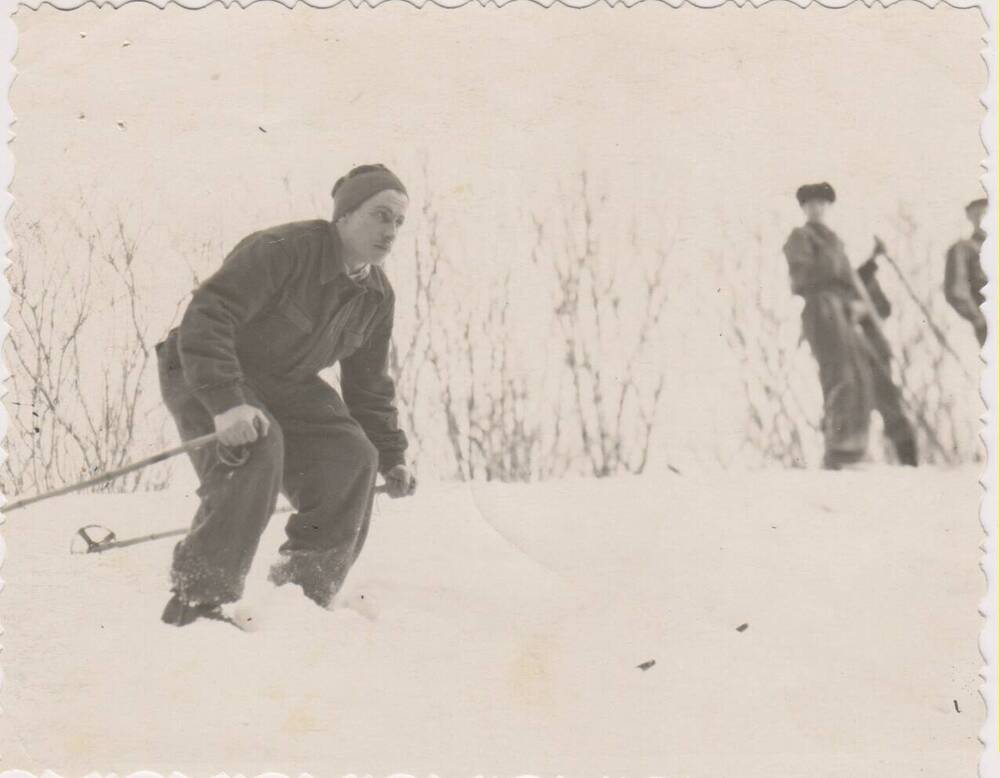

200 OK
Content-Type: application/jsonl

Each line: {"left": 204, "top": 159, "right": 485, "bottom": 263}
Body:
{"left": 782, "top": 228, "right": 816, "bottom": 296}
{"left": 340, "top": 294, "right": 408, "bottom": 474}
{"left": 177, "top": 233, "right": 293, "bottom": 415}
{"left": 857, "top": 258, "right": 891, "bottom": 319}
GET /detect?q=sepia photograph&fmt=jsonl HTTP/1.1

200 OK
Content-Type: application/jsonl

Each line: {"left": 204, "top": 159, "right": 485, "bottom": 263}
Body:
{"left": 0, "top": 2, "right": 993, "bottom": 776}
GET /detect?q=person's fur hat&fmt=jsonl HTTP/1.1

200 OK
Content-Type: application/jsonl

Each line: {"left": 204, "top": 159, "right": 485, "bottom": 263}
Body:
{"left": 796, "top": 182, "right": 836, "bottom": 206}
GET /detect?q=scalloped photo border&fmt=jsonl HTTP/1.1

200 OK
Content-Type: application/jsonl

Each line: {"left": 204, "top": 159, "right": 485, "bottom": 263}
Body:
{"left": 0, "top": 1, "right": 994, "bottom": 776}
{"left": 5, "top": 0, "right": 998, "bottom": 10}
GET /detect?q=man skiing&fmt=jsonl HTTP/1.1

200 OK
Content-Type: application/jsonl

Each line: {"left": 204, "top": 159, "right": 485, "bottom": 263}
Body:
{"left": 156, "top": 163, "right": 417, "bottom": 627}
{"left": 783, "top": 182, "right": 917, "bottom": 469}
{"left": 944, "top": 197, "right": 988, "bottom": 346}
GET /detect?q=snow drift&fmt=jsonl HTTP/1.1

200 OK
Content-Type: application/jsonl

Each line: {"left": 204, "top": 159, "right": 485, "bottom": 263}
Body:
{"left": 0, "top": 466, "right": 983, "bottom": 777}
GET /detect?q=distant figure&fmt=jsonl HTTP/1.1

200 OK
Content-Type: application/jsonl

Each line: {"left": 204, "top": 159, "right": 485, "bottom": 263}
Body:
{"left": 856, "top": 253, "right": 918, "bottom": 467}
{"left": 783, "top": 182, "right": 917, "bottom": 469}
{"left": 944, "top": 197, "right": 988, "bottom": 346}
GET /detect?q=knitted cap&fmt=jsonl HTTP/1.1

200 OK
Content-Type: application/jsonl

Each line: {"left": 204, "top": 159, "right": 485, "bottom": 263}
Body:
{"left": 332, "top": 164, "right": 407, "bottom": 221}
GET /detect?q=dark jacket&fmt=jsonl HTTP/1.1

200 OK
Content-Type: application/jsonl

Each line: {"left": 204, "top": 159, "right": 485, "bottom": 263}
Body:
{"left": 783, "top": 222, "right": 857, "bottom": 299}
{"left": 169, "top": 219, "right": 407, "bottom": 472}
{"left": 945, "top": 229, "right": 987, "bottom": 323}
{"left": 783, "top": 222, "right": 892, "bottom": 358}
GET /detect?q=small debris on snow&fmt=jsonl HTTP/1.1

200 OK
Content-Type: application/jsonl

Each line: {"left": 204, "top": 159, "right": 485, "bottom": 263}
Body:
{"left": 2, "top": 469, "right": 981, "bottom": 767}
{"left": 667, "top": 464, "right": 682, "bottom": 475}
{"left": 116, "top": 120, "right": 126, "bottom": 130}
{"left": 953, "top": 699, "right": 961, "bottom": 713}
{"left": 736, "top": 623, "right": 749, "bottom": 632}
{"left": 122, "top": 40, "right": 131, "bottom": 48}
{"left": 258, "top": 126, "right": 268, "bottom": 133}
{"left": 636, "top": 659, "right": 656, "bottom": 671}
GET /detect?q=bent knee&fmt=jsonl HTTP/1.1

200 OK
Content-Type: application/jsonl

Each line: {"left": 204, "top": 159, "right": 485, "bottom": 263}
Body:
{"left": 244, "top": 422, "right": 285, "bottom": 471}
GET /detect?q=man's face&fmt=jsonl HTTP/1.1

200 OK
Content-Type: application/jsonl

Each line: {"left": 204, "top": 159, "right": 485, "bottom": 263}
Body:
{"left": 338, "top": 189, "right": 409, "bottom": 266}
{"left": 802, "top": 199, "right": 829, "bottom": 223}
{"left": 967, "top": 203, "right": 987, "bottom": 231}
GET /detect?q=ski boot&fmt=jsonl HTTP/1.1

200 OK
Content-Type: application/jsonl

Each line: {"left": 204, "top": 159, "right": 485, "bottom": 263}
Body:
{"left": 268, "top": 553, "right": 340, "bottom": 609}
{"left": 161, "top": 592, "right": 242, "bottom": 630}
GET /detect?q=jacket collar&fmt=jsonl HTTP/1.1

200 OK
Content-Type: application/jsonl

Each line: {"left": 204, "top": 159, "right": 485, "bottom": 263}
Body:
{"left": 804, "top": 221, "right": 838, "bottom": 243}
{"left": 321, "top": 223, "right": 386, "bottom": 297}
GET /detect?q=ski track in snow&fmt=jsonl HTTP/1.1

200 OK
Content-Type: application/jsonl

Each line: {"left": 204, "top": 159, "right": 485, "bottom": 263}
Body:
{"left": 0, "top": 467, "right": 984, "bottom": 776}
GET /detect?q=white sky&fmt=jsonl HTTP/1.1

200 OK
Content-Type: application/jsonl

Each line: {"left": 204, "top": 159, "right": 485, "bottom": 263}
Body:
{"left": 8, "top": 3, "right": 988, "bottom": 465}
{"left": 12, "top": 4, "right": 986, "bottom": 245}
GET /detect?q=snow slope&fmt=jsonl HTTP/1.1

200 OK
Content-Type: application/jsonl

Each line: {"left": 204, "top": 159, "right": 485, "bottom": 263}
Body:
{"left": 0, "top": 466, "right": 984, "bottom": 777}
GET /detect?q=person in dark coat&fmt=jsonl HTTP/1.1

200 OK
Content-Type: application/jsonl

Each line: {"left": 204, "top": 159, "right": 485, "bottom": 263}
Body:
{"left": 157, "top": 164, "right": 417, "bottom": 626}
{"left": 945, "top": 197, "right": 988, "bottom": 346}
{"left": 855, "top": 254, "right": 918, "bottom": 466}
{"left": 783, "top": 182, "right": 917, "bottom": 469}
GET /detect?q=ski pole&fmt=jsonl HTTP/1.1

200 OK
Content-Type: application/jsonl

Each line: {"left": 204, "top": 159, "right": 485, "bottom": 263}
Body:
{"left": 70, "top": 482, "right": 394, "bottom": 555}
{"left": 5, "top": 432, "right": 222, "bottom": 513}
{"left": 872, "top": 236, "right": 974, "bottom": 382}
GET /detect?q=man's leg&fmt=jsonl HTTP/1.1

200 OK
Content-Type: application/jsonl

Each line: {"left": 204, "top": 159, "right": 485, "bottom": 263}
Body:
{"left": 870, "top": 355, "right": 918, "bottom": 466}
{"left": 267, "top": 378, "right": 379, "bottom": 607}
{"left": 158, "top": 355, "right": 284, "bottom": 617}
{"left": 804, "top": 298, "right": 874, "bottom": 469}
{"left": 816, "top": 368, "right": 870, "bottom": 469}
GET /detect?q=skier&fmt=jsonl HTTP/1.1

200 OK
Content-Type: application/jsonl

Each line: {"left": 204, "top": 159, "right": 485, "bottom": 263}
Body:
{"left": 944, "top": 197, "right": 988, "bottom": 346}
{"left": 157, "top": 163, "right": 417, "bottom": 627}
{"left": 783, "top": 182, "right": 917, "bottom": 469}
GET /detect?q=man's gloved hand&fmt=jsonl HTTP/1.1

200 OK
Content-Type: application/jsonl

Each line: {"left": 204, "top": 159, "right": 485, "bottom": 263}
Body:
{"left": 213, "top": 404, "right": 270, "bottom": 447}
{"left": 857, "top": 256, "right": 878, "bottom": 279}
{"left": 384, "top": 464, "right": 417, "bottom": 499}
{"left": 848, "top": 298, "right": 869, "bottom": 323}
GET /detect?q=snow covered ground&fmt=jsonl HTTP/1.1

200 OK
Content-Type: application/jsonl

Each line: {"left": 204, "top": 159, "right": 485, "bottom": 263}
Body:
{"left": 0, "top": 465, "right": 984, "bottom": 776}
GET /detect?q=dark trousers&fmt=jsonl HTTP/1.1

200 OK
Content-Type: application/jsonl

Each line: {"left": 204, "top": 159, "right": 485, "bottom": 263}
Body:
{"left": 157, "top": 338, "right": 378, "bottom": 606}
{"left": 863, "top": 324, "right": 917, "bottom": 464}
{"left": 802, "top": 292, "right": 875, "bottom": 465}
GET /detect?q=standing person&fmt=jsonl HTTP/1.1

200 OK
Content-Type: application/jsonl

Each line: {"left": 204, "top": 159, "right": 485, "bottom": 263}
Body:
{"left": 783, "top": 182, "right": 916, "bottom": 469}
{"left": 156, "top": 163, "right": 418, "bottom": 627}
{"left": 856, "top": 253, "right": 918, "bottom": 466}
{"left": 944, "top": 197, "right": 988, "bottom": 346}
